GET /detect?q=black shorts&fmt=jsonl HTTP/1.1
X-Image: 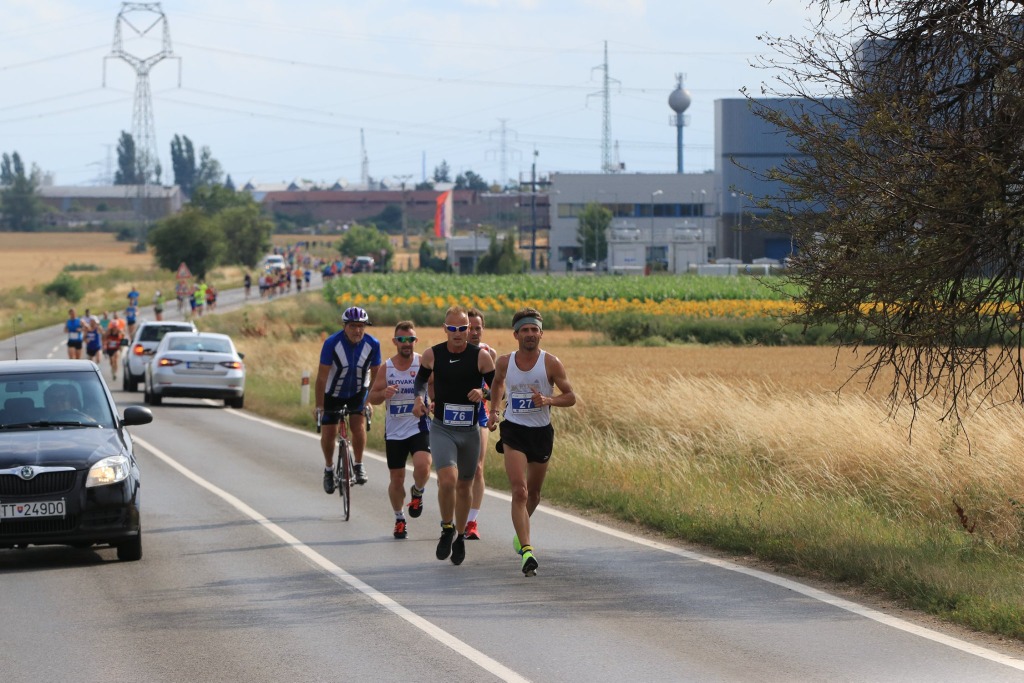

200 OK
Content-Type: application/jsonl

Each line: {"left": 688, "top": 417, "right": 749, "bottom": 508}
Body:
{"left": 67, "top": 340, "right": 83, "bottom": 349}
{"left": 496, "top": 421, "right": 555, "bottom": 464}
{"left": 322, "top": 391, "right": 368, "bottom": 425}
{"left": 385, "top": 432, "right": 430, "bottom": 469}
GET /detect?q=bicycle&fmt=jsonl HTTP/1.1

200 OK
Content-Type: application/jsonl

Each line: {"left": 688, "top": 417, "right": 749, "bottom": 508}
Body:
{"left": 316, "top": 407, "right": 356, "bottom": 521}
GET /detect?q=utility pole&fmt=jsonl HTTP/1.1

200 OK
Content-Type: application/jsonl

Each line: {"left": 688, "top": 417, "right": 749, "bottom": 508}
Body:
{"left": 530, "top": 150, "right": 538, "bottom": 271}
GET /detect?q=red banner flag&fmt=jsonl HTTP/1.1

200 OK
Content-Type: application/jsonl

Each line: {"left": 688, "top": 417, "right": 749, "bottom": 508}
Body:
{"left": 434, "top": 191, "right": 452, "bottom": 238}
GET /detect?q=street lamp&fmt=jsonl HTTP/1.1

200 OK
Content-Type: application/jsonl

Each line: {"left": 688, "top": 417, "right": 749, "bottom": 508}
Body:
{"left": 650, "top": 189, "right": 663, "bottom": 270}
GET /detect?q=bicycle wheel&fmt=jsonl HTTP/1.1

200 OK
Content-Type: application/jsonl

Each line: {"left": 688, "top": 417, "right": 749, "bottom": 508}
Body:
{"left": 337, "top": 439, "right": 352, "bottom": 521}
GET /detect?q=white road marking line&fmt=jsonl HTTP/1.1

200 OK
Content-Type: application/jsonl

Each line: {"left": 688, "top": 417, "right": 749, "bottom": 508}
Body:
{"left": 134, "top": 436, "right": 530, "bottom": 683}
{"left": 227, "top": 410, "right": 1024, "bottom": 671}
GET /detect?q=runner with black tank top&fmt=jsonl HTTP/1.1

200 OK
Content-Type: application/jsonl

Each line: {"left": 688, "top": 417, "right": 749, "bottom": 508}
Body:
{"left": 412, "top": 306, "right": 496, "bottom": 567}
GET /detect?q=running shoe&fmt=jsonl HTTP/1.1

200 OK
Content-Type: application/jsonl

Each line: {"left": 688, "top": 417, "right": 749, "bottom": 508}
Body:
{"left": 407, "top": 487, "right": 424, "bottom": 518}
{"left": 354, "top": 462, "right": 368, "bottom": 485}
{"left": 520, "top": 545, "right": 538, "bottom": 577}
{"left": 393, "top": 518, "right": 407, "bottom": 539}
{"left": 451, "top": 534, "right": 466, "bottom": 565}
{"left": 323, "top": 469, "right": 335, "bottom": 494}
{"left": 512, "top": 533, "right": 522, "bottom": 554}
{"left": 464, "top": 520, "right": 480, "bottom": 540}
{"left": 436, "top": 523, "right": 456, "bottom": 560}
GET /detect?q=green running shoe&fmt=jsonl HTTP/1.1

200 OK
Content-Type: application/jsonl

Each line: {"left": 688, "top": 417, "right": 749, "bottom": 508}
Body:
{"left": 520, "top": 545, "right": 538, "bottom": 577}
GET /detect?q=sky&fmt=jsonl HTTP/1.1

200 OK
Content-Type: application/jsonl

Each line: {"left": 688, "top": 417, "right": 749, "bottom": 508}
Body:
{"left": 0, "top": 0, "right": 826, "bottom": 188}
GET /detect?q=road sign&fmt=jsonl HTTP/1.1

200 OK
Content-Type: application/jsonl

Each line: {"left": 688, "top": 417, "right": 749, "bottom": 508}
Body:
{"left": 176, "top": 262, "right": 192, "bottom": 280}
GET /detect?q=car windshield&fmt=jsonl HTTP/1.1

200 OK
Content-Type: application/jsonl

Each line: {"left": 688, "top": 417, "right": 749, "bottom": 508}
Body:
{"left": 139, "top": 325, "right": 191, "bottom": 342}
{"left": 167, "top": 337, "right": 232, "bottom": 353}
{"left": 0, "top": 371, "right": 115, "bottom": 429}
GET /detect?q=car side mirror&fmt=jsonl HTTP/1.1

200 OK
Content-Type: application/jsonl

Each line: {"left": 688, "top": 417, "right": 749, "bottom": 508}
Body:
{"left": 238, "top": 352, "right": 245, "bottom": 360}
{"left": 122, "top": 405, "right": 153, "bottom": 426}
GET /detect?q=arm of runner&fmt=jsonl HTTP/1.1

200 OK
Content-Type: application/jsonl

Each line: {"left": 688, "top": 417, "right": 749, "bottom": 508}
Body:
{"left": 487, "top": 354, "right": 509, "bottom": 431}
{"left": 367, "top": 364, "right": 392, "bottom": 405}
{"left": 536, "top": 352, "right": 576, "bottom": 408}
{"left": 412, "top": 347, "right": 433, "bottom": 417}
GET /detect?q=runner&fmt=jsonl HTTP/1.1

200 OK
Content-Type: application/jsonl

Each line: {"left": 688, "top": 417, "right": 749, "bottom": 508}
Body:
{"left": 412, "top": 306, "right": 496, "bottom": 566}
{"left": 464, "top": 307, "right": 497, "bottom": 540}
{"left": 84, "top": 316, "right": 103, "bottom": 365}
{"left": 153, "top": 290, "right": 165, "bottom": 321}
{"left": 103, "top": 320, "right": 126, "bottom": 381}
{"left": 488, "top": 308, "right": 576, "bottom": 577}
{"left": 65, "top": 308, "right": 83, "bottom": 359}
{"left": 367, "top": 321, "right": 432, "bottom": 539}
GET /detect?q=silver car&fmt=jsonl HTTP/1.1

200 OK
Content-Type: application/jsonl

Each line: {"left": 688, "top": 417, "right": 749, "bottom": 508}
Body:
{"left": 143, "top": 332, "right": 245, "bottom": 408}
{"left": 122, "top": 320, "right": 197, "bottom": 393}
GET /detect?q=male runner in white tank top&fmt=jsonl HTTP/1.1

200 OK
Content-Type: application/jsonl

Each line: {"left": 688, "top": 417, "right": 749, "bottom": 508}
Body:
{"left": 488, "top": 307, "right": 576, "bottom": 577}
{"left": 368, "top": 321, "right": 432, "bottom": 540}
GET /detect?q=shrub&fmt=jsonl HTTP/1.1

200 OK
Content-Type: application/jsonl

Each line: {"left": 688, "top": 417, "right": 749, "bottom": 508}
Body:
{"left": 42, "top": 272, "right": 84, "bottom": 303}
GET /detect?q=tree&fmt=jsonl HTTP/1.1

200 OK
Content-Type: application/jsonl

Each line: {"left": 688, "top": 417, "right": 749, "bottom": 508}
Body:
{"left": 224, "top": 174, "right": 236, "bottom": 191}
{"left": 170, "top": 134, "right": 196, "bottom": 196}
{"left": 432, "top": 160, "right": 451, "bottom": 184}
{"left": 338, "top": 223, "right": 391, "bottom": 268}
{"left": 577, "top": 203, "right": 611, "bottom": 265}
{"left": 0, "top": 152, "right": 42, "bottom": 232}
{"left": 190, "top": 184, "right": 249, "bottom": 216}
{"left": 418, "top": 239, "right": 447, "bottom": 272}
{"left": 114, "top": 131, "right": 139, "bottom": 185}
{"left": 476, "top": 234, "right": 526, "bottom": 274}
{"left": 195, "top": 146, "right": 224, "bottom": 188}
{"left": 753, "top": 1, "right": 1024, "bottom": 421}
{"left": 455, "top": 170, "right": 489, "bottom": 191}
{"left": 216, "top": 203, "right": 274, "bottom": 268}
{"left": 147, "top": 208, "right": 226, "bottom": 279}
{"left": 414, "top": 180, "right": 435, "bottom": 191}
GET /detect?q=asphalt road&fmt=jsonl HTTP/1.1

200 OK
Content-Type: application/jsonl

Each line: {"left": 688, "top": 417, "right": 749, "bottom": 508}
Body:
{"left": 2, "top": 283, "right": 1024, "bottom": 681}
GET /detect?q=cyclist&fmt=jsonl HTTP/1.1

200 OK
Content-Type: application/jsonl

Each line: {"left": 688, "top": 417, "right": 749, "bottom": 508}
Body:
{"left": 367, "top": 321, "right": 432, "bottom": 539}
{"left": 464, "top": 307, "right": 497, "bottom": 541}
{"left": 315, "top": 306, "right": 381, "bottom": 493}
{"left": 488, "top": 308, "right": 576, "bottom": 577}
{"left": 412, "top": 306, "right": 496, "bottom": 567}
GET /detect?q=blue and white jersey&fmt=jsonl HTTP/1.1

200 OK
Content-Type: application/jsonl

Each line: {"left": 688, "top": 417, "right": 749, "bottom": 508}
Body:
{"left": 384, "top": 354, "right": 430, "bottom": 441}
{"left": 319, "top": 330, "right": 382, "bottom": 399}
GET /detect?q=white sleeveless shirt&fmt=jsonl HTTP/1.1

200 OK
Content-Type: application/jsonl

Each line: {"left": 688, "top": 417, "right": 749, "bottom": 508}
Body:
{"left": 503, "top": 350, "right": 552, "bottom": 428}
{"left": 384, "top": 354, "right": 426, "bottom": 440}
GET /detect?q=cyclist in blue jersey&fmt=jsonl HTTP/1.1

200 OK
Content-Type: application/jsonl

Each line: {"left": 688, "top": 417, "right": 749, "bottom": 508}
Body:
{"left": 315, "top": 306, "right": 382, "bottom": 492}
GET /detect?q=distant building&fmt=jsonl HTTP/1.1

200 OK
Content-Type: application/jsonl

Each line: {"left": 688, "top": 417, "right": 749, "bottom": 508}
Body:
{"left": 37, "top": 185, "right": 184, "bottom": 226}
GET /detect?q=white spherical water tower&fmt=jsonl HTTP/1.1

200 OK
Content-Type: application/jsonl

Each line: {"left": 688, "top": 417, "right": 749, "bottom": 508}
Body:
{"left": 668, "top": 74, "right": 692, "bottom": 174}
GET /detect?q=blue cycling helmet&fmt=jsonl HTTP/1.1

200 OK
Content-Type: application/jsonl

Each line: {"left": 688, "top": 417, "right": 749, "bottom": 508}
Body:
{"left": 342, "top": 306, "right": 370, "bottom": 324}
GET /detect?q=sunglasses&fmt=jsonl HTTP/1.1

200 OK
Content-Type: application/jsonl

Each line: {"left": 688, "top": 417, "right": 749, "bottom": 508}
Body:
{"left": 445, "top": 325, "right": 469, "bottom": 332}
{"left": 394, "top": 335, "right": 417, "bottom": 343}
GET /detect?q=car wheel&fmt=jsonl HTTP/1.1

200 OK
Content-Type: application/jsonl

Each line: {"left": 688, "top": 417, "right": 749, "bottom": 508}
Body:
{"left": 226, "top": 395, "right": 244, "bottom": 409}
{"left": 149, "top": 392, "right": 162, "bottom": 406}
{"left": 126, "top": 375, "right": 138, "bottom": 393}
{"left": 116, "top": 532, "right": 142, "bottom": 562}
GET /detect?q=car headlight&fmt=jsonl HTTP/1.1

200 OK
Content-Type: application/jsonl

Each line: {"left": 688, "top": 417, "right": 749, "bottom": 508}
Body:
{"left": 86, "top": 455, "right": 131, "bottom": 487}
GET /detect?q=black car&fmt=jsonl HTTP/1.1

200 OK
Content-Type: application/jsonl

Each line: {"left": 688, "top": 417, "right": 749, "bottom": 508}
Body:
{"left": 0, "top": 360, "right": 153, "bottom": 561}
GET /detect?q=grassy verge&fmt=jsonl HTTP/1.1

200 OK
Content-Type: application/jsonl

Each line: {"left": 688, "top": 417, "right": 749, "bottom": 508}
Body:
{"left": 202, "top": 296, "right": 1024, "bottom": 642}
{"left": 0, "top": 265, "right": 247, "bottom": 338}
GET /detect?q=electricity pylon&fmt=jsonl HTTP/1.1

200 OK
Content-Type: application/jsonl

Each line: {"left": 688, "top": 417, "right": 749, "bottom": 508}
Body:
{"left": 103, "top": 2, "right": 180, "bottom": 187}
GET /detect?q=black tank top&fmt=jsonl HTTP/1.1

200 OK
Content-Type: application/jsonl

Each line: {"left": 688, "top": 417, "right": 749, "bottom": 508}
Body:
{"left": 432, "top": 342, "right": 482, "bottom": 428}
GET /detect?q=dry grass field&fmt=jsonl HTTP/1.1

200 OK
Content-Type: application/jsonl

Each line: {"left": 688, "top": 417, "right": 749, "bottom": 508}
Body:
{"left": 0, "top": 233, "right": 154, "bottom": 289}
